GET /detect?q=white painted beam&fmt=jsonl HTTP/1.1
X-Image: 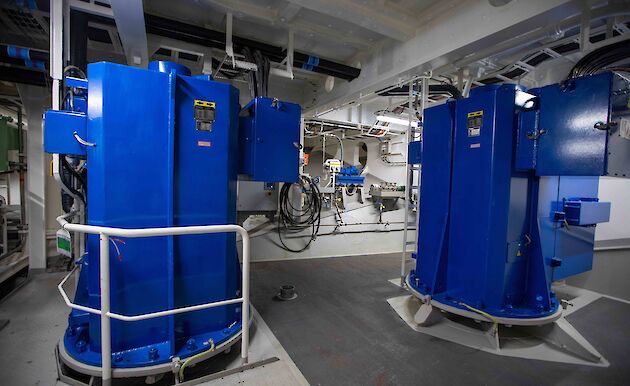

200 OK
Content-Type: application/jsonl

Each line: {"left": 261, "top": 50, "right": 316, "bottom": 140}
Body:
{"left": 205, "top": 0, "right": 369, "bottom": 49}
{"left": 69, "top": 0, "right": 113, "bottom": 18}
{"left": 49, "top": 0, "right": 62, "bottom": 109}
{"left": 284, "top": 0, "right": 416, "bottom": 41}
{"left": 17, "top": 85, "right": 48, "bottom": 270}
{"left": 306, "top": 0, "right": 584, "bottom": 116}
{"left": 110, "top": 0, "right": 148, "bottom": 67}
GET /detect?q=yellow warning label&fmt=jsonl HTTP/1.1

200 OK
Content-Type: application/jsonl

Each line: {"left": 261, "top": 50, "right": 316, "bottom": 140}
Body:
{"left": 467, "top": 110, "right": 483, "bottom": 118}
{"left": 194, "top": 100, "right": 215, "bottom": 108}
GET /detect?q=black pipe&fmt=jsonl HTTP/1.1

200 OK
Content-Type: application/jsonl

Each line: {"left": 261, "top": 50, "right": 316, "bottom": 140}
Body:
{"left": 377, "top": 84, "right": 463, "bottom": 99}
{"left": 293, "top": 52, "right": 361, "bottom": 80}
{"left": 70, "top": 10, "right": 89, "bottom": 73}
{"left": 86, "top": 12, "right": 361, "bottom": 81}
{"left": 0, "top": 56, "right": 42, "bottom": 68}
{"left": 144, "top": 14, "right": 284, "bottom": 59}
{"left": 0, "top": 44, "right": 48, "bottom": 62}
{"left": 0, "top": 66, "right": 48, "bottom": 86}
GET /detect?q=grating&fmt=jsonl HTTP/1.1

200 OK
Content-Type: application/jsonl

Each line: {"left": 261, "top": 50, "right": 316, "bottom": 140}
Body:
{"left": 1, "top": 7, "right": 47, "bottom": 41}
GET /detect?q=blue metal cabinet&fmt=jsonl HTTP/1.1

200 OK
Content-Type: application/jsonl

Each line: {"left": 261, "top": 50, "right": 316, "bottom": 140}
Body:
{"left": 535, "top": 73, "right": 612, "bottom": 176}
{"left": 239, "top": 97, "right": 300, "bottom": 183}
{"left": 43, "top": 110, "right": 87, "bottom": 156}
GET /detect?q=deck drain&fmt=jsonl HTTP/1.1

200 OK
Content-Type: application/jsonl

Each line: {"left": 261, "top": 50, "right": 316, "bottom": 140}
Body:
{"left": 275, "top": 285, "right": 298, "bottom": 301}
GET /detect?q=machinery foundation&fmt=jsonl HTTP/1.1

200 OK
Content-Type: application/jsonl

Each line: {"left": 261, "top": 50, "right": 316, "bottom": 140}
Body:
{"left": 387, "top": 275, "right": 608, "bottom": 367}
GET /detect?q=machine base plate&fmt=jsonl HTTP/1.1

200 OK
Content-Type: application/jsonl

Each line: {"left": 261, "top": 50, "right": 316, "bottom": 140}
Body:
{"left": 388, "top": 278, "right": 609, "bottom": 367}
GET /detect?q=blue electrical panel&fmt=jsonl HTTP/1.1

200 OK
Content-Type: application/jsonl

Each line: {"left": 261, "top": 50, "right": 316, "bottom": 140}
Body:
{"left": 409, "top": 72, "right": 628, "bottom": 321}
{"left": 534, "top": 73, "right": 611, "bottom": 176}
{"left": 43, "top": 110, "right": 86, "bottom": 156}
{"left": 239, "top": 97, "right": 301, "bottom": 183}
{"left": 516, "top": 72, "right": 630, "bottom": 177}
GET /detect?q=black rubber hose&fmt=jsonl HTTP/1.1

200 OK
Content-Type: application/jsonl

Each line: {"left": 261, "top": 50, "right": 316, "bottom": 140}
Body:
{"left": 277, "top": 176, "right": 322, "bottom": 253}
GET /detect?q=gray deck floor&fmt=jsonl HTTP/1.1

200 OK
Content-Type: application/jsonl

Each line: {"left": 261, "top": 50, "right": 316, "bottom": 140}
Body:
{"left": 250, "top": 254, "right": 630, "bottom": 386}
{"left": 1, "top": 254, "right": 629, "bottom": 385}
{"left": 0, "top": 272, "right": 307, "bottom": 386}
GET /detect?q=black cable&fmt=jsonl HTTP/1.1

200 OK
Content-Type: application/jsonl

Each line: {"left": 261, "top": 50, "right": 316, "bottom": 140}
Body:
{"left": 59, "top": 156, "right": 86, "bottom": 205}
{"left": 63, "top": 65, "right": 87, "bottom": 79}
{"left": 567, "top": 39, "right": 630, "bottom": 79}
{"left": 241, "top": 47, "right": 257, "bottom": 99}
{"left": 376, "top": 83, "right": 462, "bottom": 99}
{"left": 61, "top": 156, "right": 87, "bottom": 198}
{"left": 277, "top": 175, "right": 322, "bottom": 252}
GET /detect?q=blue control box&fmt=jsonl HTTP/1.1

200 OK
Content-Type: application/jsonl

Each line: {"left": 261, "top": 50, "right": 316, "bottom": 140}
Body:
{"left": 43, "top": 110, "right": 87, "bottom": 156}
{"left": 239, "top": 97, "right": 301, "bottom": 183}
{"left": 563, "top": 198, "right": 611, "bottom": 226}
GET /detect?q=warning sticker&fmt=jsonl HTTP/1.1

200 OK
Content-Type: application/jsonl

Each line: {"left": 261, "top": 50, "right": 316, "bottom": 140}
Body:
{"left": 620, "top": 118, "right": 630, "bottom": 141}
{"left": 197, "top": 140, "right": 212, "bottom": 147}
{"left": 194, "top": 100, "right": 216, "bottom": 132}
{"left": 467, "top": 110, "right": 483, "bottom": 137}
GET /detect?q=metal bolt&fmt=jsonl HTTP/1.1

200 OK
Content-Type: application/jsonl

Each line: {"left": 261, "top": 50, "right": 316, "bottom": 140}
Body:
{"left": 75, "top": 340, "right": 87, "bottom": 353}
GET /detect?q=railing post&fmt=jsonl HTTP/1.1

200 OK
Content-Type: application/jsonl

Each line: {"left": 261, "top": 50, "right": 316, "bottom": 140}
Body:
{"left": 240, "top": 229, "right": 249, "bottom": 364}
{"left": 100, "top": 233, "right": 112, "bottom": 386}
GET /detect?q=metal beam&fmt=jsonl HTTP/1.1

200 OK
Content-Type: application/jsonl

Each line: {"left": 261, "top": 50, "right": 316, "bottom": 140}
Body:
{"left": 305, "top": 0, "right": 584, "bottom": 116}
{"left": 17, "top": 84, "right": 48, "bottom": 270}
{"left": 50, "top": 0, "right": 63, "bottom": 109}
{"left": 284, "top": 0, "right": 416, "bottom": 41}
{"left": 69, "top": 0, "right": 113, "bottom": 18}
{"left": 109, "top": 0, "right": 148, "bottom": 67}
{"left": 206, "top": 0, "right": 369, "bottom": 49}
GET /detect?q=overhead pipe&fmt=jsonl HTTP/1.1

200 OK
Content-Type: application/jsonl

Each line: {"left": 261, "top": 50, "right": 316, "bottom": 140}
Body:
{"left": 87, "top": 12, "right": 361, "bottom": 81}
{"left": 0, "top": 66, "right": 48, "bottom": 86}
{"left": 0, "top": 44, "right": 48, "bottom": 69}
{"left": 377, "top": 84, "right": 463, "bottom": 99}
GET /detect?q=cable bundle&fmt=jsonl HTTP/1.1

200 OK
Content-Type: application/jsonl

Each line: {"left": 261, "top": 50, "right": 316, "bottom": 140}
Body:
{"left": 567, "top": 39, "right": 630, "bottom": 79}
{"left": 277, "top": 175, "right": 322, "bottom": 252}
{"left": 242, "top": 48, "right": 270, "bottom": 99}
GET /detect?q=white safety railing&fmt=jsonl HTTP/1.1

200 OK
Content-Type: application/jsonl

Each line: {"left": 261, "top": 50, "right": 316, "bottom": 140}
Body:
{"left": 56, "top": 214, "right": 250, "bottom": 386}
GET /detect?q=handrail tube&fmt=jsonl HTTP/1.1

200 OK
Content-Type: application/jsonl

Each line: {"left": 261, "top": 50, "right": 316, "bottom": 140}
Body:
{"left": 54, "top": 218, "right": 250, "bottom": 386}
{"left": 58, "top": 266, "right": 102, "bottom": 315}
{"left": 100, "top": 234, "right": 112, "bottom": 386}
{"left": 106, "top": 297, "right": 244, "bottom": 322}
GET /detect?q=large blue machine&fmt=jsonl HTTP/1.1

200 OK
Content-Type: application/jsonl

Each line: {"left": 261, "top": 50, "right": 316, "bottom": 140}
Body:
{"left": 44, "top": 61, "right": 300, "bottom": 371}
{"left": 408, "top": 72, "right": 629, "bottom": 322}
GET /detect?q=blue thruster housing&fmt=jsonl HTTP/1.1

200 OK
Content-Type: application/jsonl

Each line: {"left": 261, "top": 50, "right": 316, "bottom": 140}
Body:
{"left": 44, "top": 61, "right": 251, "bottom": 368}
{"left": 408, "top": 72, "right": 628, "bottom": 320}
